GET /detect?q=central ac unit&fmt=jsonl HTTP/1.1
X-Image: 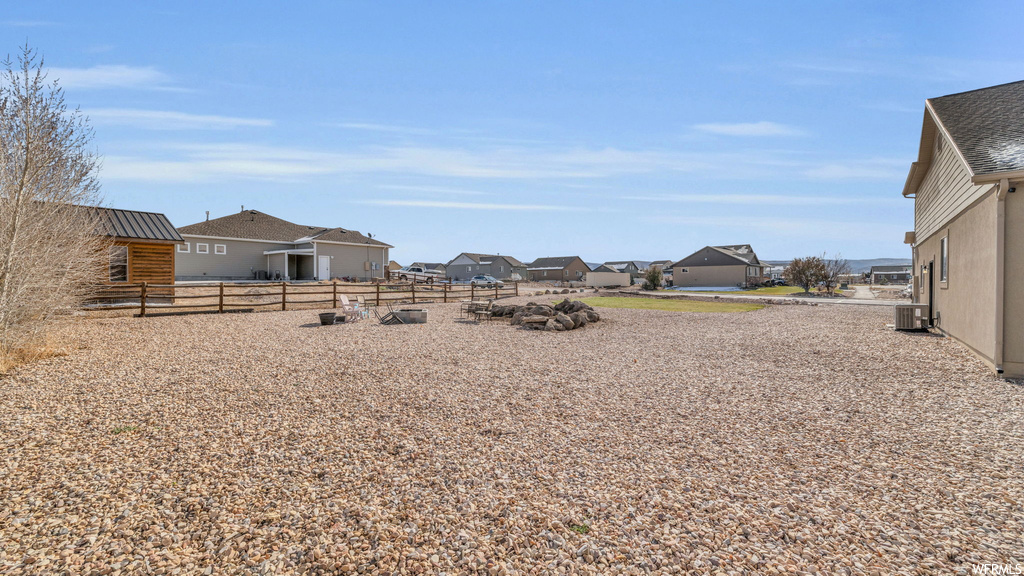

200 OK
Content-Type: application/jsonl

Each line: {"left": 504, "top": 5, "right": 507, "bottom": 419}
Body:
{"left": 894, "top": 304, "right": 929, "bottom": 331}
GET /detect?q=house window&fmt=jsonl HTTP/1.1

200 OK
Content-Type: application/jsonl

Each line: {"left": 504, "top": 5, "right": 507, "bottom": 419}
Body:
{"left": 109, "top": 246, "right": 128, "bottom": 283}
{"left": 543, "top": 271, "right": 547, "bottom": 277}
{"left": 214, "top": 244, "right": 226, "bottom": 255}
{"left": 576, "top": 270, "right": 583, "bottom": 278}
{"left": 679, "top": 268, "right": 689, "bottom": 273}
{"left": 940, "top": 235, "right": 948, "bottom": 282}
{"left": 196, "top": 243, "right": 209, "bottom": 254}
{"left": 499, "top": 265, "right": 504, "bottom": 273}
{"left": 177, "top": 242, "right": 190, "bottom": 253}
{"left": 564, "top": 269, "right": 568, "bottom": 276}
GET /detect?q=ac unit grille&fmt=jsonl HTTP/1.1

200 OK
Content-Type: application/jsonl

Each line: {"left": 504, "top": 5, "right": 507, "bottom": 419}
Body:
{"left": 894, "top": 304, "right": 929, "bottom": 331}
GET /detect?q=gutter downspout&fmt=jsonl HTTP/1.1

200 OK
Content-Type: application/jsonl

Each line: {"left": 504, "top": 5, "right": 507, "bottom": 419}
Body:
{"left": 995, "top": 178, "right": 1009, "bottom": 373}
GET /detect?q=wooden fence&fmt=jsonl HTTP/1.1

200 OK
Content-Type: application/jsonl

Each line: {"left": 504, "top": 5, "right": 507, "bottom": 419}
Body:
{"left": 85, "top": 281, "right": 519, "bottom": 317}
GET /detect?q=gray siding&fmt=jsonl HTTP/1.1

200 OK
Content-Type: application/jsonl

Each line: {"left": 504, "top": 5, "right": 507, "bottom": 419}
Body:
{"left": 915, "top": 131, "right": 996, "bottom": 244}
{"left": 448, "top": 255, "right": 482, "bottom": 280}
{"left": 314, "top": 242, "right": 388, "bottom": 281}
{"left": 176, "top": 237, "right": 289, "bottom": 280}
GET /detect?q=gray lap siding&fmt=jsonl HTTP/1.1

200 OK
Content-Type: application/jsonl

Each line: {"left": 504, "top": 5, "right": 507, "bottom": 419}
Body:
{"left": 176, "top": 237, "right": 290, "bottom": 281}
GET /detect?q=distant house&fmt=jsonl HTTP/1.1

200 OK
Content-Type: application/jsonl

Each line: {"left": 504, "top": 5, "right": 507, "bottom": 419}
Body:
{"left": 410, "top": 262, "right": 447, "bottom": 276}
{"left": 670, "top": 245, "right": 767, "bottom": 288}
{"left": 175, "top": 209, "right": 392, "bottom": 281}
{"left": 604, "top": 261, "right": 647, "bottom": 279}
{"left": 445, "top": 253, "right": 527, "bottom": 281}
{"left": 649, "top": 260, "right": 673, "bottom": 271}
{"left": 527, "top": 256, "right": 590, "bottom": 282}
{"left": 590, "top": 264, "right": 618, "bottom": 273}
{"left": 901, "top": 79, "right": 1024, "bottom": 377}
{"left": 92, "top": 207, "right": 183, "bottom": 288}
{"left": 388, "top": 260, "right": 402, "bottom": 272}
{"left": 869, "top": 265, "right": 912, "bottom": 284}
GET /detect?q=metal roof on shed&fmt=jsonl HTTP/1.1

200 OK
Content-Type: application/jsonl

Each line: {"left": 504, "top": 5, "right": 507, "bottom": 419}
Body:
{"left": 94, "top": 207, "right": 183, "bottom": 242}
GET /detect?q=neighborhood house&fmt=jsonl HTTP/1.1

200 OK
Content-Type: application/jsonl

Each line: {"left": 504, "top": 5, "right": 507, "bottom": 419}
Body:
{"left": 527, "top": 256, "right": 590, "bottom": 282}
{"left": 870, "top": 265, "right": 912, "bottom": 284}
{"left": 175, "top": 209, "right": 392, "bottom": 281}
{"left": 445, "top": 253, "right": 527, "bottom": 281}
{"left": 902, "top": 80, "right": 1024, "bottom": 378}
{"left": 670, "top": 245, "right": 767, "bottom": 288}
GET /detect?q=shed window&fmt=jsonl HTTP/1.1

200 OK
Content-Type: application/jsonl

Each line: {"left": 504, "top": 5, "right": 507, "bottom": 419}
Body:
{"left": 196, "top": 243, "right": 209, "bottom": 254}
{"left": 214, "top": 244, "right": 226, "bottom": 255}
{"left": 109, "top": 246, "right": 128, "bottom": 283}
{"left": 177, "top": 242, "right": 190, "bottom": 253}
{"left": 940, "top": 235, "right": 948, "bottom": 282}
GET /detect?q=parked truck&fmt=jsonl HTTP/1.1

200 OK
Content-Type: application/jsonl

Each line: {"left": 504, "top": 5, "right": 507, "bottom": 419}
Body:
{"left": 395, "top": 266, "right": 445, "bottom": 283}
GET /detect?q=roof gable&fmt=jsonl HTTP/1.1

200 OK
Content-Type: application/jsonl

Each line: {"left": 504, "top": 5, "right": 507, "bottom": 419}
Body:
{"left": 927, "top": 80, "right": 1024, "bottom": 178}
{"left": 671, "top": 245, "right": 761, "bottom": 268}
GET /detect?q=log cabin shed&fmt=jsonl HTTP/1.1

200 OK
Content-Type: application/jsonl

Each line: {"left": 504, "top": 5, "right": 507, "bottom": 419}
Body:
{"left": 93, "top": 207, "right": 183, "bottom": 287}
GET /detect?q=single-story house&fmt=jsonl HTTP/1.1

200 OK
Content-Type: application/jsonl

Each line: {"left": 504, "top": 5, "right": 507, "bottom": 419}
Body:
{"left": 388, "top": 260, "right": 403, "bottom": 272}
{"left": 410, "top": 262, "right": 447, "bottom": 276}
{"left": 445, "top": 253, "right": 527, "bottom": 281}
{"left": 527, "top": 256, "right": 590, "bottom": 282}
{"left": 175, "top": 209, "right": 392, "bottom": 281}
{"left": 869, "top": 265, "right": 912, "bottom": 284}
{"left": 590, "top": 264, "right": 618, "bottom": 273}
{"left": 93, "top": 207, "right": 183, "bottom": 290}
{"left": 649, "top": 260, "right": 673, "bottom": 271}
{"left": 603, "top": 261, "right": 644, "bottom": 279}
{"left": 670, "top": 245, "right": 768, "bottom": 288}
{"left": 901, "top": 79, "right": 1024, "bottom": 377}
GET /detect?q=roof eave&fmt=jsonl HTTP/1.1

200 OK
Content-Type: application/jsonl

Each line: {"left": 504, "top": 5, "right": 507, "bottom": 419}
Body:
{"left": 971, "top": 169, "right": 1024, "bottom": 185}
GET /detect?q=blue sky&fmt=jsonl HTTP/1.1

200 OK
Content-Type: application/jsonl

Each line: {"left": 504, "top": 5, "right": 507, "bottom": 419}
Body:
{"left": 6, "top": 1, "right": 1021, "bottom": 262}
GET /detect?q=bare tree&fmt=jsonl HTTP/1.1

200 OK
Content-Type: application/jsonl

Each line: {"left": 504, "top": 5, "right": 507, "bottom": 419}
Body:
{"left": 0, "top": 46, "right": 105, "bottom": 367}
{"left": 783, "top": 256, "right": 826, "bottom": 293}
{"left": 820, "top": 252, "right": 851, "bottom": 296}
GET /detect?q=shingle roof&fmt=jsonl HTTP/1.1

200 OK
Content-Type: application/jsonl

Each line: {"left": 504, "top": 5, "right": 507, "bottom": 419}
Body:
{"left": 177, "top": 210, "right": 391, "bottom": 246}
{"left": 528, "top": 256, "right": 581, "bottom": 269}
{"left": 448, "top": 253, "right": 525, "bottom": 267}
{"left": 590, "top": 264, "right": 618, "bottom": 273}
{"left": 91, "top": 207, "right": 183, "bottom": 242}
{"left": 712, "top": 245, "right": 761, "bottom": 265}
{"left": 929, "top": 80, "right": 1024, "bottom": 176}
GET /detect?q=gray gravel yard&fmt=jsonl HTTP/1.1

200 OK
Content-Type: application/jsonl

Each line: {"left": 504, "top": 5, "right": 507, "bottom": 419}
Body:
{"left": 1, "top": 298, "right": 1022, "bottom": 575}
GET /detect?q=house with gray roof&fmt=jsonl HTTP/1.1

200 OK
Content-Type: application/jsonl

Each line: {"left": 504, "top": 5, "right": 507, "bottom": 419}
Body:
{"left": 445, "top": 253, "right": 527, "bottom": 281}
{"left": 603, "top": 261, "right": 649, "bottom": 279}
{"left": 901, "top": 79, "right": 1024, "bottom": 377}
{"left": 669, "top": 245, "right": 767, "bottom": 288}
{"left": 526, "top": 256, "right": 589, "bottom": 282}
{"left": 175, "top": 209, "right": 392, "bottom": 281}
{"left": 869, "top": 265, "right": 912, "bottom": 284}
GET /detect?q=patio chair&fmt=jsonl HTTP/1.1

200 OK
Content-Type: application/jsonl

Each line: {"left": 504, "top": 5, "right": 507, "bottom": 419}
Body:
{"left": 355, "top": 295, "right": 371, "bottom": 319}
{"left": 472, "top": 299, "right": 496, "bottom": 322}
{"left": 461, "top": 298, "right": 489, "bottom": 319}
{"left": 374, "top": 300, "right": 404, "bottom": 325}
{"left": 338, "top": 294, "right": 360, "bottom": 321}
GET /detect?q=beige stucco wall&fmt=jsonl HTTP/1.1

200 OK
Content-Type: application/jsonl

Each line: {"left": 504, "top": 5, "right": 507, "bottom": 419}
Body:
{"left": 914, "top": 191, "right": 998, "bottom": 365}
{"left": 585, "top": 272, "right": 632, "bottom": 287}
{"left": 1002, "top": 191, "right": 1024, "bottom": 376}
{"left": 314, "top": 242, "right": 388, "bottom": 281}
{"left": 672, "top": 264, "right": 745, "bottom": 287}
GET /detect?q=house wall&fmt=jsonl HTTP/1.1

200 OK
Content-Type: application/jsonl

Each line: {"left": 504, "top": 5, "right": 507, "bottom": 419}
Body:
{"left": 915, "top": 129, "right": 996, "bottom": 242}
{"left": 585, "top": 272, "right": 632, "bottom": 287}
{"left": 488, "top": 257, "right": 522, "bottom": 280}
{"left": 314, "top": 242, "right": 388, "bottom": 281}
{"left": 176, "top": 236, "right": 289, "bottom": 280}
{"left": 108, "top": 240, "right": 176, "bottom": 286}
{"left": 1001, "top": 190, "right": 1024, "bottom": 376}
{"left": 914, "top": 190, "right": 998, "bottom": 366}
{"left": 448, "top": 255, "right": 482, "bottom": 280}
{"left": 672, "top": 264, "right": 746, "bottom": 287}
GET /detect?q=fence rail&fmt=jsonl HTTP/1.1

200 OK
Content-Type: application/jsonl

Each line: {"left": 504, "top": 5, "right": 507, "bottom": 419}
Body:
{"left": 83, "top": 280, "right": 519, "bottom": 317}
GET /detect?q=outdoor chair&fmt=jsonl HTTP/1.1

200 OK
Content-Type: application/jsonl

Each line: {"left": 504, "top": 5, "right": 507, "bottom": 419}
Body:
{"left": 338, "top": 295, "right": 360, "bottom": 321}
{"left": 460, "top": 298, "right": 490, "bottom": 319}
{"left": 472, "top": 299, "right": 496, "bottom": 322}
{"left": 374, "top": 300, "right": 404, "bottom": 325}
{"left": 355, "top": 295, "right": 371, "bottom": 319}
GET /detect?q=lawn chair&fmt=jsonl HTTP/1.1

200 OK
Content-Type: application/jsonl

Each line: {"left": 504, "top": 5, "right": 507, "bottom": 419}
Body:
{"left": 338, "top": 294, "right": 360, "bottom": 321}
{"left": 461, "top": 298, "right": 489, "bottom": 319}
{"left": 374, "top": 300, "right": 404, "bottom": 325}
{"left": 472, "top": 299, "right": 496, "bottom": 322}
{"left": 355, "top": 295, "right": 371, "bottom": 319}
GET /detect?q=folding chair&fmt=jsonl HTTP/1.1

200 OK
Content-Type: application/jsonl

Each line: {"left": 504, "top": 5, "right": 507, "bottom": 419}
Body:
{"left": 374, "top": 301, "right": 404, "bottom": 325}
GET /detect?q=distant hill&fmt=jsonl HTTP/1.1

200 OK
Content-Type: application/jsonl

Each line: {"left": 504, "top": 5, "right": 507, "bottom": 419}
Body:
{"left": 764, "top": 258, "right": 912, "bottom": 274}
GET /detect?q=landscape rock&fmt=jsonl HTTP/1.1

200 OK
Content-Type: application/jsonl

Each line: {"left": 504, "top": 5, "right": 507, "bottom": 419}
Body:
{"left": 554, "top": 313, "right": 575, "bottom": 330}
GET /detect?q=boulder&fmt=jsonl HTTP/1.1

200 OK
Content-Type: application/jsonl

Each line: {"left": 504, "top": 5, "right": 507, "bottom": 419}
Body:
{"left": 530, "top": 306, "right": 554, "bottom": 317}
{"left": 561, "top": 289, "right": 570, "bottom": 294}
{"left": 569, "top": 311, "right": 588, "bottom": 328}
{"left": 545, "top": 319, "right": 564, "bottom": 331}
{"left": 555, "top": 313, "right": 575, "bottom": 330}
{"left": 510, "top": 311, "right": 527, "bottom": 326}
{"left": 585, "top": 309, "right": 601, "bottom": 322}
{"left": 545, "top": 290, "right": 551, "bottom": 294}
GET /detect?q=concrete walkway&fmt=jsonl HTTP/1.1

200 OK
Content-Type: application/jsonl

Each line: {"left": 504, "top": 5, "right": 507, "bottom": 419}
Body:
{"left": 634, "top": 289, "right": 898, "bottom": 307}
{"left": 850, "top": 285, "right": 877, "bottom": 300}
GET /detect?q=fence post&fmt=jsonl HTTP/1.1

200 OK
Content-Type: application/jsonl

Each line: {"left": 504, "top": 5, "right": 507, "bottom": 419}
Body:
{"left": 412, "top": 281, "right": 416, "bottom": 304}
{"left": 218, "top": 282, "right": 224, "bottom": 313}
{"left": 332, "top": 281, "right": 337, "bottom": 308}
{"left": 139, "top": 282, "right": 147, "bottom": 317}
{"left": 443, "top": 283, "right": 448, "bottom": 303}
{"left": 282, "top": 282, "right": 287, "bottom": 311}
{"left": 471, "top": 283, "right": 475, "bottom": 301}
{"left": 495, "top": 283, "right": 499, "bottom": 299}
{"left": 515, "top": 281, "right": 519, "bottom": 297}
{"left": 376, "top": 282, "right": 381, "bottom": 306}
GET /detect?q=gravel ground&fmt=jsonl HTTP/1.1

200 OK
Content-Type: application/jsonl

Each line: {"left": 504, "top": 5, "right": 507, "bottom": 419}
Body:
{"left": 1, "top": 297, "right": 1022, "bottom": 575}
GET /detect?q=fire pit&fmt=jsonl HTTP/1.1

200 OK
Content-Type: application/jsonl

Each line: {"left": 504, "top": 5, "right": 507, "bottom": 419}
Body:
{"left": 393, "top": 308, "right": 427, "bottom": 324}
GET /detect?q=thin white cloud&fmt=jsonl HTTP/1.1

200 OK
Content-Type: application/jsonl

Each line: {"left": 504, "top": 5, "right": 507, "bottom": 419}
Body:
{"left": 694, "top": 121, "right": 805, "bottom": 137}
{"left": 377, "top": 184, "right": 493, "bottom": 196}
{"left": 87, "top": 108, "right": 273, "bottom": 130}
{"left": 49, "top": 65, "right": 179, "bottom": 91}
{"left": 356, "top": 199, "right": 582, "bottom": 211}
{"left": 338, "top": 122, "right": 438, "bottom": 135}
{"left": 622, "top": 193, "right": 902, "bottom": 206}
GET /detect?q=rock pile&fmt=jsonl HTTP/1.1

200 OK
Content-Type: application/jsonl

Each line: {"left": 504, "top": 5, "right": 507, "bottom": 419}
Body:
{"left": 490, "top": 299, "right": 601, "bottom": 331}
